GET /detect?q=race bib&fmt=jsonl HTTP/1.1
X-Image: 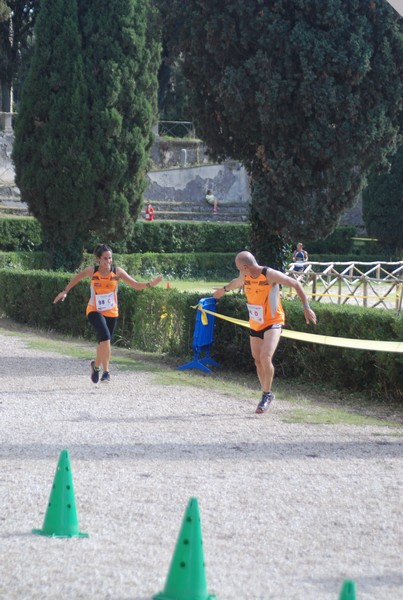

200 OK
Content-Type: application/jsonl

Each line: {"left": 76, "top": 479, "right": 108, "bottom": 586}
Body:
{"left": 96, "top": 292, "right": 116, "bottom": 312}
{"left": 247, "top": 303, "right": 264, "bottom": 324}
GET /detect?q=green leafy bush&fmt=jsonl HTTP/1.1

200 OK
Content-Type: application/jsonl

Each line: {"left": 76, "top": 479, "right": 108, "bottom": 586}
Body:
{"left": 308, "top": 254, "right": 394, "bottom": 264}
{"left": 0, "top": 218, "right": 42, "bottom": 251}
{"left": 2, "top": 248, "right": 397, "bottom": 279}
{"left": 87, "top": 221, "right": 251, "bottom": 253}
{"left": 305, "top": 227, "right": 356, "bottom": 254}
{"left": 0, "top": 251, "right": 49, "bottom": 270}
{"left": 0, "top": 250, "right": 237, "bottom": 280}
{"left": 0, "top": 217, "right": 250, "bottom": 255}
{"left": 110, "top": 252, "right": 236, "bottom": 280}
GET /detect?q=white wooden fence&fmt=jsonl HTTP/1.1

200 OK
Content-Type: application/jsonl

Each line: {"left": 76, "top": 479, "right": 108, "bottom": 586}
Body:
{"left": 286, "top": 261, "right": 403, "bottom": 313}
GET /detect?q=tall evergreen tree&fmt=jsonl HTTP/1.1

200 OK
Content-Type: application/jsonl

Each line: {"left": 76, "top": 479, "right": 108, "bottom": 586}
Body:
{"left": 362, "top": 144, "right": 403, "bottom": 256}
{"left": 13, "top": 0, "right": 160, "bottom": 268}
{"left": 160, "top": 0, "right": 402, "bottom": 264}
{"left": 12, "top": 0, "right": 91, "bottom": 269}
{"left": 77, "top": 0, "right": 160, "bottom": 243}
{"left": 0, "top": 0, "right": 38, "bottom": 111}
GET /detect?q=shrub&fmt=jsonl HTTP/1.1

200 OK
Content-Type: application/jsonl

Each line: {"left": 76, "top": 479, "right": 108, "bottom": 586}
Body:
{"left": 0, "top": 250, "right": 237, "bottom": 280}
{"left": 0, "top": 251, "right": 49, "bottom": 270}
{"left": 111, "top": 252, "right": 236, "bottom": 280}
{"left": 87, "top": 221, "right": 251, "bottom": 254}
{"left": 0, "top": 217, "right": 251, "bottom": 255}
{"left": 305, "top": 226, "right": 356, "bottom": 254}
{"left": 308, "top": 254, "right": 394, "bottom": 264}
{"left": 0, "top": 218, "right": 42, "bottom": 251}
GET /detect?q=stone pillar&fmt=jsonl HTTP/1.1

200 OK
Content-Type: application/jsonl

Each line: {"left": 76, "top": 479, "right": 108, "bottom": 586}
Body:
{"left": 180, "top": 149, "right": 187, "bottom": 167}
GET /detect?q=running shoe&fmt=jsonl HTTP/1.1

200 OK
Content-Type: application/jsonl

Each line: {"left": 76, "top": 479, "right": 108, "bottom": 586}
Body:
{"left": 100, "top": 371, "right": 110, "bottom": 383}
{"left": 90, "top": 360, "right": 100, "bottom": 384}
{"left": 255, "top": 391, "right": 274, "bottom": 414}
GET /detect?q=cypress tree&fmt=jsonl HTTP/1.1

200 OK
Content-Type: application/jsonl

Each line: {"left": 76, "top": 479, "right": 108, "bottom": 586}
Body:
{"left": 0, "top": 1, "right": 39, "bottom": 111}
{"left": 13, "top": 0, "right": 160, "bottom": 269}
{"left": 12, "top": 0, "right": 91, "bottom": 269}
{"left": 78, "top": 0, "right": 160, "bottom": 244}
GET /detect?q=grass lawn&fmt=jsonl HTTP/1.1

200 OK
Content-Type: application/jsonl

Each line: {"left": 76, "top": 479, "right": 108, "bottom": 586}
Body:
{"left": 162, "top": 279, "right": 227, "bottom": 294}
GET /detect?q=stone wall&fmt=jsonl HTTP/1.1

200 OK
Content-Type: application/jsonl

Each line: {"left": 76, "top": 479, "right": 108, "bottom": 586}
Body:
{"left": 0, "top": 119, "right": 365, "bottom": 232}
{"left": 145, "top": 161, "right": 250, "bottom": 205}
{"left": 149, "top": 137, "right": 210, "bottom": 168}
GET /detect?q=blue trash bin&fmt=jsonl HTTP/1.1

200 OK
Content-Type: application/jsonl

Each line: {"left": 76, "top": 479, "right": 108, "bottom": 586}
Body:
{"left": 178, "top": 297, "right": 220, "bottom": 373}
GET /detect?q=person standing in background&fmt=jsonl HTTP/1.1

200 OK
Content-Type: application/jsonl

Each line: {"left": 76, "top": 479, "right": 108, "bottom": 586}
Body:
{"left": 292, "top": 242, "right": 309, "bottom": 272}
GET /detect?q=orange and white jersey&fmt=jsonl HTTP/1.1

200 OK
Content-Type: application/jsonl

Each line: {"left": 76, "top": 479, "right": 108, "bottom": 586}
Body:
{"left": 86, "top": 266, "right": 119, "bottom": 318}
{"left": 244, "top": 269, "right": 285, "bottom": 331}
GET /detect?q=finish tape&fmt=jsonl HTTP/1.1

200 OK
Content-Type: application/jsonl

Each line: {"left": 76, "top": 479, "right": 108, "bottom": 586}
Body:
{"left": 196, "top": 305, "right": 403, "bottom": 354}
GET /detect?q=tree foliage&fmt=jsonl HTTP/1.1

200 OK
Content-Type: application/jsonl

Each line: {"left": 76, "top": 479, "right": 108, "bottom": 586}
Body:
{"left": 13, "top": 0, "right": 160, "bottom": 269}
{"left": 362, "top": 144, "right": 403, "bottom": 255}
{"left": 77, "top": 0, "right": 160, "bottom": 243}
{"left": 161, "top": 0, "right": 403, "bottom": 247}
{"left": 12, "top": 0, "right": 91, "bottom": 269}
{"left": 0, "top": 0, "right": 38, "bottom": 110}
{"left": 158, "top": 56, "right": 191, "bottom": 121}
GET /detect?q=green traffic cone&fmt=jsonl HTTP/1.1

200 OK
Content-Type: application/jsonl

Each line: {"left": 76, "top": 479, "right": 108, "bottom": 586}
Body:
{"left": 153, "top": 497, "right": 216, "bottom": 600}
{"left": 32, "top": 449, "right": 88, "bottom": 538}
{"left": 339, "top": 580, "right": 356, "bottom": 599}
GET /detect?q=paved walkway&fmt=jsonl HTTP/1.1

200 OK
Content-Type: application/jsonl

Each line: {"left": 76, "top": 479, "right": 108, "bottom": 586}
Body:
{"left": 0, "top": 326, "right": 402, "bottom": 600}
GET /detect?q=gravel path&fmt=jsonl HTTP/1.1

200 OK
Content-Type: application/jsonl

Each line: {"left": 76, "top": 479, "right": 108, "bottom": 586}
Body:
{"left": 0, "top": 326, "right": 402, "bottom": 600}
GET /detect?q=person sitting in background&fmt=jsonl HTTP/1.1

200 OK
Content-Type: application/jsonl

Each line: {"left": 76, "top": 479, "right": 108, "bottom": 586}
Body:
{"left": 292, "top": 242, "right": 308, "bottom": 271}
{"left": 145, "top": 202, "right": 155, "bottom": 221}
{"left": 205, "top": 190, "right": 218, "bottom": 213}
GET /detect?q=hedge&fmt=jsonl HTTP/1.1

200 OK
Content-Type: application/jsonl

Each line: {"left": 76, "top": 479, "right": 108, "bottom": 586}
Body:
{"left": 308, "top": 254, "right": 396, "bottom": 264}
{"left": 2, "top": 217, "right": 390, "bottom": 258}
{"left": 89, "top": 221, "right": 251, "bottom": 254}
{"left": 94, "top": 252, "right": 237, "bottom": 280}
{"left": 0, "top": 250, "right": 237, "bottom": 280}
{"left": 0, "top": 251, "right": 49, "bottom": 270}
{"left": 2, "top": 250, "right": 394, "bottom": 282}
{"left": 0, "top": 217, "right": 250, "bottom": 254}
{"left": 305, "top": 226, "right": 356, "bottom": 254}
{"left": 0, "top": 268, "right": 200, "bottom": 355}
{"left": 0, "top": 269, "right": 401, "bottom": 401}
{"left": 0, "top": 217, "right": 42, "bottom": 251}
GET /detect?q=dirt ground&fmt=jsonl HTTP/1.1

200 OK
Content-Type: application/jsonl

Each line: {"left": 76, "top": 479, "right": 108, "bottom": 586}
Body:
{"left": 0, "top": 322, "right": 402, "bottom": 600}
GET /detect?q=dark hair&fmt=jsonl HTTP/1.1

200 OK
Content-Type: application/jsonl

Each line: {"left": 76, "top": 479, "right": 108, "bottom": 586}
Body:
{"left": 94, "top": 243, "right": 112, "bottom": 258}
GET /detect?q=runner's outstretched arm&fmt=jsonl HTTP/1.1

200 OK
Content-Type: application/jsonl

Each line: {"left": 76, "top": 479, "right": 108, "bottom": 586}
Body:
{"left": 213, "top": 274, "right": 245, "bottom": 299}
{"left": 53, "top": 267, "right": 94, "bottom": 304}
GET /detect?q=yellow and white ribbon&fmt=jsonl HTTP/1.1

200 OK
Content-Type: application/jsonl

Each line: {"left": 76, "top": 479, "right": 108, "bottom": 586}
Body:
{"left": 195, "top": 305, "right": 403, "bottom": 354}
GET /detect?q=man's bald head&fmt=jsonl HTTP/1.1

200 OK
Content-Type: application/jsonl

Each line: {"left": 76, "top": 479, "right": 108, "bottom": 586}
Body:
{"left": 235, "top": 251, "right": 258, "bottom": 270}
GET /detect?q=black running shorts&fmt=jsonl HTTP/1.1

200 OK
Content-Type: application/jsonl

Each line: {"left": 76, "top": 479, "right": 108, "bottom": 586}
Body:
{"left": 87, "top": 311, "right": 117, "bottom": 343}
{"left": 249, "top": 323, "right": 283, "bottom": 339}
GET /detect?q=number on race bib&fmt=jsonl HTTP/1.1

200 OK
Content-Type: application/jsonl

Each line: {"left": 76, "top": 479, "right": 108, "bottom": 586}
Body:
{"left": 247, "top": 303, "right": 264, "bottom": 324}
{"left": 96, "top": 292, "right": 116, "bottom": 312}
